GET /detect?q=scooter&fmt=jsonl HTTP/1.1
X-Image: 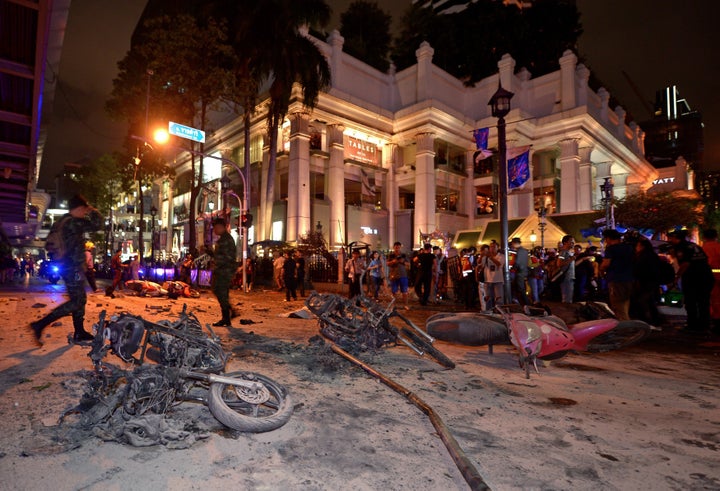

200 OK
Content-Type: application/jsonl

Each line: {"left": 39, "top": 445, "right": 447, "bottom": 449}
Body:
{"left": 496, "top": 304, "right": 654, "bottom": 378}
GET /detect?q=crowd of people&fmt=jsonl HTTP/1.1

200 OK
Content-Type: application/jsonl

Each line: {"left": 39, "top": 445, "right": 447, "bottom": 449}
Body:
{"left": 16, "top": 194, "right": 720, "bottom": 342}
{"left": 333, "top": 230, "right": 718, "bottom": 335}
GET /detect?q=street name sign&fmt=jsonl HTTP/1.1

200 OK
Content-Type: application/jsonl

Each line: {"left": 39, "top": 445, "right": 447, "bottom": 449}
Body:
{"left": 168, "top": 121, "right": 205, "bottom": 144}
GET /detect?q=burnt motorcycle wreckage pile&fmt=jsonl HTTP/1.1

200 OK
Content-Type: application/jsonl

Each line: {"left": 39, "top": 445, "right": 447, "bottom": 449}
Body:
{"left": 305, "top": 292, "right": 455, "bottom": 369}
{"left": 63, "top": 306, "right": 293, "bottom": 447}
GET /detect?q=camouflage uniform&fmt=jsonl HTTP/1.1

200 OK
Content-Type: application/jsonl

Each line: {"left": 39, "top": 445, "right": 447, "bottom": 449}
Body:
{"left": 210, "top": 230, "right": 236, "bottom": 325}
{"left": 33, "top": 208, "right": 103, "bottom": 338}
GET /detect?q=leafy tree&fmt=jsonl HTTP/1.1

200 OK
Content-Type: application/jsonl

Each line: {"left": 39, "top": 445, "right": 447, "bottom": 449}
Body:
{"left": 392, "top": 0, "right": 581, "bottom": 86}
{"left": 613, "top": 192, "right": 703, "bottom": 236}
{"left": 75, "top": 153, "right": 126, "bottom": 215}
{"left": 107, "top": 13, "right": 235, "bottom": 256}
{"left": 228, "top": 0, "right": 332, "bottom": 241}
{"left": 340, "top": 1, "right": 393, "bottom": 72}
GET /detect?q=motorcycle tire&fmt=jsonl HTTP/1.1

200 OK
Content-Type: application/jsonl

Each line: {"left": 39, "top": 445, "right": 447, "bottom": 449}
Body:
{"left": 399, "top": 327, "right": 456, "bottom": 369}
{"left": 585, "top": 320, "right": 652, "bottom": 353}
{"left": 49, "top": 276, "right": 59, "bottom": 284}
{"left": 208, "top": 371, "right": 293, "bottom": 433}
{"left": 111, "top": 317, "right": 145, "bottom": 361}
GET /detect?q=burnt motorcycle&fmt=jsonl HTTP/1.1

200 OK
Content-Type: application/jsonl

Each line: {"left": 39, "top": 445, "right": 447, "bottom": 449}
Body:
{"left": 85, "top": 306, "right": 293, "bottom": 433}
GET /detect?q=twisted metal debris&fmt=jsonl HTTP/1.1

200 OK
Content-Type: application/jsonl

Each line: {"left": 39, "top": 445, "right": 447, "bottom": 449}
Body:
{"left": 306, "top": 292, "right": 455, "bottom": 368}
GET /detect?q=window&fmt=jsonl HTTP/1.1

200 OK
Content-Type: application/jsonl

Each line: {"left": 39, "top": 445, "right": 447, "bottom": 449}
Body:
{"left": 434, "top": 140, "right": 465, "bottom": 173}
{"left": 232, "top": 135, "right": 263, "bottom": 166}
{"left": 532, "top": 152, "right": 557, "bottom": 179}
{"left": 399, "top": 191, "right": 415, "bottom": 209}
{"left": 436, "top": 192, "right": 458, "bottom": 212}
{"left": 474, "top": 154, "right": 494, "bottom": 176}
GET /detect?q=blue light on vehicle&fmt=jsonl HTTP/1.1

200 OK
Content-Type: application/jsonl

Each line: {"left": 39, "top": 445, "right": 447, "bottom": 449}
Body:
{"left": 51, "top": 266, "right": 59, "bottom": 273}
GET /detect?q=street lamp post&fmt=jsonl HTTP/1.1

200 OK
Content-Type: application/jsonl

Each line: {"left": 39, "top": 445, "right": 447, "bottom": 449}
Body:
{"left": 489, "top": 83, "right": 514, "bottom": 303}
{"left": 529, "top": 230, "right": 537, "bottom": 248}
{"left": 600, "top": 177, "right": 615, "bottom": 230}
{"left": 538, "top": 206, "right": 547, "bottom": 250}
{"left": 150, "top": 205, "right": 157, "bottom": 281}
{"left": 132, "top": 134, "right": 250, "bottom": 293}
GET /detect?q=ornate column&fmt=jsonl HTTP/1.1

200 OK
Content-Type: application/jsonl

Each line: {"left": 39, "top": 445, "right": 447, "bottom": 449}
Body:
{"left": 415, "top": 42, "right": 434, "bottom": 101}
{"left": 414, "top": 132, "right": 436, "bottom": 248}
{"left": 287, "top": 112, "right": 311, "bottom": 241}
{"left": 559, "top": 50, "right": 577, "bottom": 111}
{"left": 615, "top": 106, "right": 627, "bottom": 140}
{"left": 465, "top": 151, "right": 476, "bottom": 229}
{"left": 578, "top": 146, "right": 594, "bottom": 211}
{"left": 386, "top": 143, "right": 399, "bottom": 247}
{"left": 328, "top": 30, "right": 344, "bottom": 88}
{"left": 576, "top": 64, "right": 590, "bottom": 106}
{"left": 598, "top": 87, "right": 610, "bottom": 122}
{"left": 327, "top": 124, "right": 346, "bottom": 250}
{"left": 258, "top": 130, "right": 270, "bottom": 242}
{"left": 558, "top": 139, "right": 580, "bottom": 213}
{"left": 498, "top": 53, "right": 516, "bottom": 93}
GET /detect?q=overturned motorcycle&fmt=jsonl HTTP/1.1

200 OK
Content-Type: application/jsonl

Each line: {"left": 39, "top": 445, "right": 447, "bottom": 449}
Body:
{"left": 427, "top": 302, "right": 656, "bottom": 378}
{"left": 68, "top": 306, "right": 293, "bottom": 443}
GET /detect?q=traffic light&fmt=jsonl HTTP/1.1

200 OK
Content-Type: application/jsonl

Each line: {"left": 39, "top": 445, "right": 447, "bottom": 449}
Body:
{"left": 241, "top": 213, "right": 253, "bottom": 228}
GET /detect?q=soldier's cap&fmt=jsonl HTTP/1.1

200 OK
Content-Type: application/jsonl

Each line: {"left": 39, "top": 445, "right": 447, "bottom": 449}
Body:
{"left": 511, "top": 237, "right": 522, "bottom": 244}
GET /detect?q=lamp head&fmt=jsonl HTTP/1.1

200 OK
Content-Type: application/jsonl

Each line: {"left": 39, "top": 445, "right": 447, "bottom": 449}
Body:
{"left": 489, "top": 83, "right": 514, "bottom": 118}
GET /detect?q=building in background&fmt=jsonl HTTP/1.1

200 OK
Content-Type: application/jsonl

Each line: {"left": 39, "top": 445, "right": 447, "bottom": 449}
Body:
{"left": 157, "top": 31, "right": 668, "bottom": 254}
{"left": 0, "top": 0, "right": 69, "bottom": 245}
{"left": 641, "top": 85, "right": 704, "bottom": 170}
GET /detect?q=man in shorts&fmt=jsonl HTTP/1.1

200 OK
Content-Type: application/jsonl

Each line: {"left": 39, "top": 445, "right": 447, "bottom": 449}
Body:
{"left": 387, "top": 241, "right": 410, "bottom": 310}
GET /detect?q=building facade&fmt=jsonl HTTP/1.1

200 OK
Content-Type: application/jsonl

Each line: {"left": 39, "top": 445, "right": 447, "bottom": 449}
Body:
{"left": 156, "top": 31, "right": 660, "bottom": 256}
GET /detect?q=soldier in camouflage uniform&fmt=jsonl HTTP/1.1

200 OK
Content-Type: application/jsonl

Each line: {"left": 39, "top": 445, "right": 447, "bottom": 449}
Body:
{"left": 209, "top": 217, "right": 237, "bottom": 327}
{"left": 31, "top": 195, "right": 103, "bottom": 345}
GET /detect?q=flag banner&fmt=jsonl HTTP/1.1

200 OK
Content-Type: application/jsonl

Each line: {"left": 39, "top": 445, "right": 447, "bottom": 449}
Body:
{"left": 473, "top": 149, "right": 494, "bottom": 164}
{"left": 473, "top": 128, "right": 489, "bottom": 150}
{"left": 507, "top": 146, "right": 531, "bottom": 190}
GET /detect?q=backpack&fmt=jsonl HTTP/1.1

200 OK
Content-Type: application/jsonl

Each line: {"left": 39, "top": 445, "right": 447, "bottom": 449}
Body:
{"left": 45, "top": 216, "right": 71, "bottom": 260}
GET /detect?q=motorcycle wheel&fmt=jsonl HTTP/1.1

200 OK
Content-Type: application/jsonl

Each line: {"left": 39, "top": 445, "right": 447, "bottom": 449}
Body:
{"left": 49, "top": 276, "right": 59, "bottom": 284}
{"left": 208, "top": 371, "right": 293, "bottom": 433}
{"left": 585, "top": 320, "right": 652, "bottom": 352}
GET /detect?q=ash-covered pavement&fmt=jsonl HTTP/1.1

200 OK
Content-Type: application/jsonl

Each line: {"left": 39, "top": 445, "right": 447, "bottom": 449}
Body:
{"left": 0, "top": 277, "right": 718, "bottom": 490}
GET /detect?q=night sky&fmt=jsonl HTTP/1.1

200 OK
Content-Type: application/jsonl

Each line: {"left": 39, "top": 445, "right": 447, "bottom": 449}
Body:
{"left": 39, "top": 0, "right": 720, "bottom": 191}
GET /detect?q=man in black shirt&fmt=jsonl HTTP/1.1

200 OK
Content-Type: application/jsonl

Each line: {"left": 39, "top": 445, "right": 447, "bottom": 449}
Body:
{"left": 414, "top": 243, "right": 436, "bottom": 306}
{"left": 668, "top": 229, "right": 714, "bottom": 332}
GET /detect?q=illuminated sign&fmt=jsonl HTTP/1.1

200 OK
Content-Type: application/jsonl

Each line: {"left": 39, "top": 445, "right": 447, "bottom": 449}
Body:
{"left": 346, "top": 135, "right": 379, "bottom": 165}
{"left": 653, "top": 177, "right": 675, "bottom": 185}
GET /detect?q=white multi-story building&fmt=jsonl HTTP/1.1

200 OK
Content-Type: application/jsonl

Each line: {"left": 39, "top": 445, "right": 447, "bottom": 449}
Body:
{"left": 158, "top": 30, "right": 662, "bottom": 256}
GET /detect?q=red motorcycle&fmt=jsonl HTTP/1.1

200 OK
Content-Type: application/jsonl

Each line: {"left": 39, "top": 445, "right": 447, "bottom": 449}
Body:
{"left": 496, "top": 304, "right": 655, "bottom": 378}
{"left": 426, "top": 303, "right": 655, "bottom": 378}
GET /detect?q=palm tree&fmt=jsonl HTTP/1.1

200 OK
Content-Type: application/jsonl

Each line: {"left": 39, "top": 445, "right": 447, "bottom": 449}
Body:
{"left": 230, "top": 0, "right": 332, "bottom": 241}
